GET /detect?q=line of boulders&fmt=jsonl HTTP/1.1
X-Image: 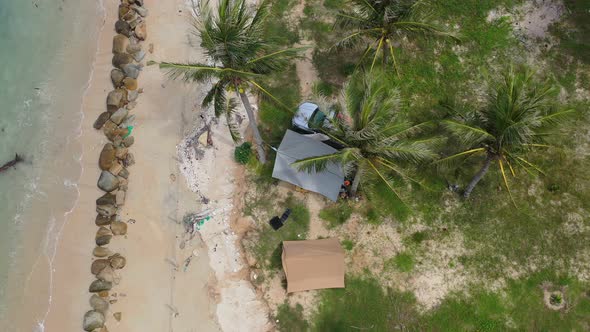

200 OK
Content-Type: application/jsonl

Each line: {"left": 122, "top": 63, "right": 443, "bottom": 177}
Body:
{"left": 84, "top": 0, "right": 148, "bottom": 331}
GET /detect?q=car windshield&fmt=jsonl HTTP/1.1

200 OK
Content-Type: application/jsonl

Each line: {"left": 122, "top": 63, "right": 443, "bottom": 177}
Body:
{"left": 308, "top": 110, "right": 326, "bottom": 129}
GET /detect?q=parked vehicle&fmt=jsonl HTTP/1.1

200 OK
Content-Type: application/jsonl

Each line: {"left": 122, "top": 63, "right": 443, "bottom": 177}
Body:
{"left": 292, "top": 102, "right": 332, "bottom": 134}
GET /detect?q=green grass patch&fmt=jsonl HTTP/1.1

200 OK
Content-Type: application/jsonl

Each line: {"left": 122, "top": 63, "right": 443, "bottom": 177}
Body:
{"left": 423, "top": 271, "right": 590, "bottom": 331}
{"left": 312, "top": 80, "right": 336, "bottom": 96}
{"left": 341, "top": 239, "right": 355, "bottom": 250}
{"left": 365, "top": 181, "right": 411, "bottom": 222}
{"left": 308, "top": 272, "right": 590, "bottom": 331}
{"left": 390, "top": 252, "right": 415, "bottom": 272}
{"left": 276, "top": 302, "right": 310, "bottom": 332}
{"left": 323, "top": 0, "right": 345, "bottom": 10}
{"left": 551, "top": 0, "right": 590, "bottom": 64}
{"left": 314, "top": 276, "right": 420, "bottom": 331}
{"left": 234, "top": 142, "right": 252, "bottom": 164}
{"left": 249, "top": 194, "right": 310, "bottom": 271}
{"left": 319, "top": 201, "right": 353, "bottom": 228}
{"left": 259, "top": 64, "right": 301, "bottom": 145}
{"left": 410, "top": 231, "right": 429, "bottom": 244}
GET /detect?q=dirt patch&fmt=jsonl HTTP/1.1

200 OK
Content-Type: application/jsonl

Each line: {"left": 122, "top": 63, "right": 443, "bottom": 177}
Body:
{"left": 516, "top": 1, "right": 564, "bottom": 40}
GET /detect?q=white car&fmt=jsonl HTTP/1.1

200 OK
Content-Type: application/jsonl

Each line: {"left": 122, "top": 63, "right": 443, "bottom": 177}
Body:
{"left": 292, "top": 102, "right": 332, "bottom": 133}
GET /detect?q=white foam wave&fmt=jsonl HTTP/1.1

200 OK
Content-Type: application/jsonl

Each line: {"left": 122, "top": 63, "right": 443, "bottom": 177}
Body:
{"left": 35, "top": 0, "right": 106, "bottom": 329}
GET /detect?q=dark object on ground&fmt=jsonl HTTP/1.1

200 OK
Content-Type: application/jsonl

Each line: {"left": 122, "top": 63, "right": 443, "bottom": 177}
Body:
{"left": 0, "top": 154, "right": 23, "bottom": 173}
{"left": 269, "top": 208, "right": 292, "bottom": 230}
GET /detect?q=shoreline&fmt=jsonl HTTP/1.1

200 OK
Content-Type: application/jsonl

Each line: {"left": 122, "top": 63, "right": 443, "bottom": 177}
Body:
{"left": 25, "top": 0, "right": 220, "bottom": 331}
{"left": 0, "top": 0, "right": 108, "bottom": 330}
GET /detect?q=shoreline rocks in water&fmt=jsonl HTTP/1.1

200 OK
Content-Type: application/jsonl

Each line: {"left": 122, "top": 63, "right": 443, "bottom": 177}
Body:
{"left": 86, "top": 0, "right": 148, "bottom": 329}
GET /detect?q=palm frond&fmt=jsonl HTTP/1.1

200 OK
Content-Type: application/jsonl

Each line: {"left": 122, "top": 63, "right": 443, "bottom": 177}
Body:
{"left": 392, "top": 21, "right": 461, "bottom": 42}
{"left": 157, "top": 62, "right": 260, "bottom": 82}
{"left": 433, "top": 148, "right": 487, "bottom": 165}
{"left": 292, "top": 152, "right": 344, "bottom": 173}
{"left": 442, "top": 120, "right": 494, "bottom": 146}
{"left": 498, "top": 158, "right": 517, "bottom": 207}
{"left": 366, "top": 159, "right": 408, "bottom": 207}
{"left": 381, "top": 139, "right": 438, "bottom": 164}
{"left": 376, "top": 157, "right": 432, "bottom": 190}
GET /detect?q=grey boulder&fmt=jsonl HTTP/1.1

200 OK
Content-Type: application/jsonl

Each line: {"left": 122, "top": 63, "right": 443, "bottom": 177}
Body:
{"left": 83, "top": 310, "right": 105, "bottom": 331}
{"left": 110, "top": 108, "right": 128, "bottom": 125}
{"left": 132, "top": 50, "right": 146, "bottom": 62}
{"left": 122, "top": 64, "right": 141, "bottom": 79}
{"left": 110, "top": 68, "right": 125, "bottom": 87}
{"left": 112, "top": 53, "right": 134, "bottom": 70}
{"left": 93, "top": 112, "right": 111, "bottom": 130}
{"left": 95, "top": 227, "right": 113, "bottom": 246}
{"left": 95, "top": 214, "right": 114, "bottom": 226}
{"left": 96, "top": 204, "right": 116, "bottom": 218}
{"left": 97, "top": 171, "right": 119, "bottom": 192}
{"left": 99, "top": 144, "right": 116, "bottom": 171}
{"left": 91, "top": 259, "right": 109, "bottom": 275}
{"left": 89, "top": 294, "right": 109, "bottom": 313}
{"left": 109, "top": 253, "right": 127, "bottom": 269}
{"left": 93, "top": 246, "right": 113, "bottom": 258}
{"left": 106, "top": 89, "right": 127, "bottom": 113}
{"left": 112, "top": 34, "right": 129, "bottom": 54}
{"left": 110, "top": 221, "right": 128, "bottom": 236}
{"left": 122, "top": 136, "right": 134, "bottom": 147}
{"left": 131, "top": 4, "right": 148, "bottom": 17}
{"left": 115, "top": 20, "right": 132, "bottom": 37}
{"left": 89, "top": 279, "right": 112, "bottom": 293}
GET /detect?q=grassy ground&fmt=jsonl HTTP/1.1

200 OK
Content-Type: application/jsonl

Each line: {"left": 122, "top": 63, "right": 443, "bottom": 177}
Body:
{"left": 279, "top": 271, "right": 590, "bottom": 331}
{"left": 243, "top": 0, "right": 590, "bottom": 331}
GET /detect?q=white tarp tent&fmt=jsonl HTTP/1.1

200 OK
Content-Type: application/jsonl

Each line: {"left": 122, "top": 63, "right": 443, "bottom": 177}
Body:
{"left": 272, "top": 130, "right": 344, "bottom": 201}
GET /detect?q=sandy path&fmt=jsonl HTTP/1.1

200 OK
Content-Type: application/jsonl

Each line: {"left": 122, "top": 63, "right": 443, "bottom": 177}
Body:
{"left": 42, "top": 0, "right": 220, "bottom": 331}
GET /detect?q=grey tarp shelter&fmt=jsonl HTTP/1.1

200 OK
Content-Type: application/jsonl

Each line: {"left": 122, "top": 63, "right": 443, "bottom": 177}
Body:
{"left": 282, "top": 238, "right": 345, "bottom": 293}
{"left": 272, "top": 130, "right": 344, "bottom": 201}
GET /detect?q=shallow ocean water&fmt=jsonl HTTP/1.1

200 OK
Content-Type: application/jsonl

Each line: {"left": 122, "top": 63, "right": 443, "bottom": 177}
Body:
{"left": 0, "top": 0, "right": 103, "bottom": 329}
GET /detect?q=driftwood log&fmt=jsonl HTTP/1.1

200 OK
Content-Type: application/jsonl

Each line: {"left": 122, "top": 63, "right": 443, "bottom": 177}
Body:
{"left": 0, "top": 154, "right": 23, "bottom": 173}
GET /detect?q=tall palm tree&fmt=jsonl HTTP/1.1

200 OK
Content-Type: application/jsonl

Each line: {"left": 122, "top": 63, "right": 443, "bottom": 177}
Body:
{"left": 335, "top": 0, "right": 459, "bottom": 73}
{"left": 293, "top": 71, "right": 437, "bottom": 200}
{"left": 439, "top": 66, "right": 573, "bottom": 199}
{"left": 149, "top": 0, "right": 300, "bottom": 164}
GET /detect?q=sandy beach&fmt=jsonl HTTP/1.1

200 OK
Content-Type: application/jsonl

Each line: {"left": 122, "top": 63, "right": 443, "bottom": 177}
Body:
{"left": 38, "top": 0, "right": 220, "bottom": 331}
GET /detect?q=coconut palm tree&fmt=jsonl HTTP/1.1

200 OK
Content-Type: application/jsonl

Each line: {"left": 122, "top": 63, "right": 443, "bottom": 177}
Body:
{"left": 293, "top": 71, "right": 437, "bottom": 200}
{"left": 439, "top": 66, "right": 573, "bottom": 199}
{"left": 150, "top": 0, "right": 300, "bottom": 164}
{"left": 335, "top": 0, "right": 459, "bottom": 73}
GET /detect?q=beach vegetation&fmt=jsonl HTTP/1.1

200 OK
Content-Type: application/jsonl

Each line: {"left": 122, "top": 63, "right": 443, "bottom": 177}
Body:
{"left": 234, "top": 142, "right": 252, "bottom": 164}
{"left": 334, "top": 0, "right": 460, "bottom": 73}
{"left": 437, "top": 66, "right": 573, "bottom": 199}
{"left": 248, "top": 194, "right": 310, "bottom": 271}
{"left": 318, "top": 201, "right": 353, "bottom": 228}
{"left": 240, "top": 0, "right": 590, "bottom": 330}
{"left": 292, "top": 70, "right": 437, "bottom": 200}
{"left": 151, "top": 0, "right": 303, "bottom": 164}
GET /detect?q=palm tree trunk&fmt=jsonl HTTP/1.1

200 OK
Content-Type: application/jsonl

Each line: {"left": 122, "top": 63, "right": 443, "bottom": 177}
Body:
{"left": 237, "top": 88, "right": 267, "bottom": 164}
{"left": 463, "top": 154, "right": 494, "bottom": 198}
{"left": 382, "top": 45, "right": 388, "bottom": 69}
{"left": 350, "top": 170, "right": 361, "bottom": 197}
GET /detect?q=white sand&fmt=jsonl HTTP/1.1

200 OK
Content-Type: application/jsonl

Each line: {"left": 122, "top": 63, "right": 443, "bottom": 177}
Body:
{"left": 40, "top": 0, "right": 220, "bottom": 331}
{"left": 177, "top": 101, "right": 272, "bottom": 331}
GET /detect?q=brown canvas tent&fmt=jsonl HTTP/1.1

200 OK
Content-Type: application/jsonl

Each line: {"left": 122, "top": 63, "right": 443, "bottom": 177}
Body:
{"left": 281, "top": 238, "right": 345, "bottom": 293}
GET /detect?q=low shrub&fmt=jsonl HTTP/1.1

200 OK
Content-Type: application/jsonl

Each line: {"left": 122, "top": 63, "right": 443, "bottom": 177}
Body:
{"left": 234, "top": 142, "right": 252, "bottom": 164}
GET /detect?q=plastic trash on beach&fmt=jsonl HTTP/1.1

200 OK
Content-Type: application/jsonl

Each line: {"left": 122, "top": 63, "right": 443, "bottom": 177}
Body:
{"left": 182, "top": 211, "right": 212, "bottom": 234}
{"left": 123, "top": 126, "right": 133, "bottom": 138}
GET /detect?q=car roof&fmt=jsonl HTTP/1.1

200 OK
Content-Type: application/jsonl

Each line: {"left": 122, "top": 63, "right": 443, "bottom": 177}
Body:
{"left": 293, "top": 102, "right": 320, "bottom": 130}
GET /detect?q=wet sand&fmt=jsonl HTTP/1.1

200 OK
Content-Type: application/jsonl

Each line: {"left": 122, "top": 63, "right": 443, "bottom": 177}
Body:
{"left": 39, "top": 0, "right": 220, "bottom": 331}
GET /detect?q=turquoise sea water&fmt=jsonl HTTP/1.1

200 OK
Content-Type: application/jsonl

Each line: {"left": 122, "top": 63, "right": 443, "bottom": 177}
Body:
{"left": 0, "top": 0, "right": 102, "bottom": 329}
